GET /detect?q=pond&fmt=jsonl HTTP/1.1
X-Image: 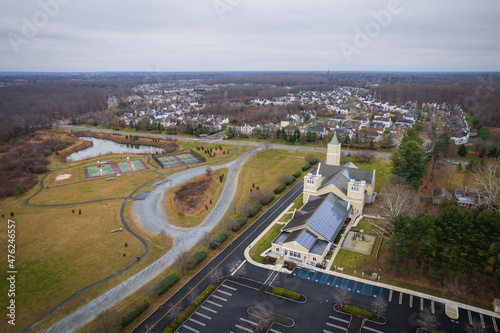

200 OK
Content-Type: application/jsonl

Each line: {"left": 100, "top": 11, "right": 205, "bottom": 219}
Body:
{"left": 66, "top": 137, "right": 165, "bottom": 162}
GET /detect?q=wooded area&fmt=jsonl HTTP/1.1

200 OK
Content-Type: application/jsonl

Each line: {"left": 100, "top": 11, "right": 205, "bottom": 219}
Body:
{"left": 388, "top": 205, "right": 500, "bottom": 300}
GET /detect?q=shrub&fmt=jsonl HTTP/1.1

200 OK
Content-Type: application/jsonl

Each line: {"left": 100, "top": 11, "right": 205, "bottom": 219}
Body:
{"left": 292, "top": 171, "right": 301, "bottom": 178}
{"left": 271, "top": 287, "right": 300, "bottom": 300}
{"left": 121, "top": 300, "right": 149, "bottom": 327}
{"left": 305, "top": 154, "right": 319, "bottom": 165}
{"left": 262, "top": 256, "right": 277, "bottom": 265}
{"left": 278, "top": 174, "right": 295, "bottom": 186}
{"left": 231, "top": 217, "right": 247, "bottom": 232}
{"left": 209, "top": 233, "right": 228, "bottom": 249}
{"left": 186, "top": 251, "right": 207, "bottom": 270}
{"left": 302, "top": 163, "right": 311, "bottom": 171}
{"left": 246, "top": 205, "right": 262, "bottom": 218}
{"left": 154, "top": 274, "right": 180, "bottom": 296}
{"left": 342, "top": 305, "right": 373, "bottom": 319}
{"left": 274, "top": 184, "right": 286, "bottom": 194}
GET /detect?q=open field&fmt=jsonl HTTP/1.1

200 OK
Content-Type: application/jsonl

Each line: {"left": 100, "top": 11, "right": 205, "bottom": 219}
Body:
{"left": 30, "top": 172, "right": 158, "bottom": 205}
{"left": 166, "top": 169, "right": 228, "bottom": 228}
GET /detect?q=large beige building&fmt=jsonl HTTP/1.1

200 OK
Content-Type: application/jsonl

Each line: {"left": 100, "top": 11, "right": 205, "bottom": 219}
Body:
{"left": 303, "top": 133, "right": 376, "bottom": 214}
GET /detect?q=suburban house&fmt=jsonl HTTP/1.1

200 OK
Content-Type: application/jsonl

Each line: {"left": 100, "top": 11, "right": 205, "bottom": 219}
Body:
{"left": 455, "top": 188, "right": 482, "bottom": 209}
{"left": 303, "top": 134, "right": 376, "bottom": 215}
{"left": 240, "top": 124, "right": 254, "bottom": 135}
{"left": 432, "top": 188, "right": 453, "bottom": 204}
{"left": 366, "top": 122, "right": 386, "bottom": 134}
{"left": 271, "top": 192, "right": 351, "bottom": 266}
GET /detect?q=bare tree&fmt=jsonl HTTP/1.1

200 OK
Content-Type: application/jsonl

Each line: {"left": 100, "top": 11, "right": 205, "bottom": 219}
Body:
{"left": 473, "top": 159, "right": 500, "bottom": 212}
{"left": 176, "top": 250, "right": 191, "bottom": 275}
{"left": 380, "top": 183, "right": 421, "bottom": 219}
{"left": 159, "top": 230, "right": 169, "bottom": 248}
{"left": 370, "top": 297, "right": 388, "bottom": 317}
{"left": 416, "top": 309, "right": 440, "bottom": 332}
{"left": 166, "top": 302, "right": 182, "bottom": 322}
{"left": 365, "top": 219, "right": 395, "bottom": 241}
{"left": 251, "top": 188, "right": 274, "bottom": 205}
{"left": 201, "top": 232, "right": 213, "bottom": 251}
{"left": 187, "top": 290, "right": 198, "bottom": 306}
{"left": 205, "top": 166, "right": 213, "bottom": 176}
{"left": 278, "top": 174, "right": 295, "bottom": 186}
{"left": 466, "top": 318, "right": 487, "bottom": 333}
{"left": 94, "top": 309, "right": 119, "bottom": 332}
{"left": 209, "top": 267, "right": 224, "bottom": 283}
{"left": 333, "top": 288, "right": 351, "bottom": 307}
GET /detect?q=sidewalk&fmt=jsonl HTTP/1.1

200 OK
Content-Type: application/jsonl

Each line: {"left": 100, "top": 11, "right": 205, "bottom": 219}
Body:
{"left": 245, "top": 210, "right": 500, "bottom": 320}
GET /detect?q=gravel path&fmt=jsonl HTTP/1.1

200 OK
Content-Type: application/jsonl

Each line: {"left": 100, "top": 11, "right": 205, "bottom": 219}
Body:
{"left": 45, "top": 148, "right": 258, "bottom": 333}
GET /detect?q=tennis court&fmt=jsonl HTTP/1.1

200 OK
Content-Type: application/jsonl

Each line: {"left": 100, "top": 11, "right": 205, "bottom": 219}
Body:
{"left": 155, "top": 152, "right": 204, "bottom": 169}
{"left": 84, "top": 159, "right": 148, "bottom": 178}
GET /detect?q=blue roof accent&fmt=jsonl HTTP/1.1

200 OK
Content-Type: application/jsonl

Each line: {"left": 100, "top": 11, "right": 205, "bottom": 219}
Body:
{"left": 342, "top": 169, "right": 356, "bottom": 181}
{"left": 296, "top": 230, "right": 317, "bottom": 250}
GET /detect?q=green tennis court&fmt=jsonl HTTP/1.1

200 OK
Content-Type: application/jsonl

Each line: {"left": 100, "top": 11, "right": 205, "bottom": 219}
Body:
{"left": 86, "top": 164, "right": 114, "bottom": 178}
{"left": 118, "top": 160, "right": 146, "bottom": 172}
{"left": 158, "top": 156, "right": 178, "bottom": 166}
{"left": 177, "top": 154, "right": 198, "bottom": 163}
{"left": 84, "top": 159, "right": 149, "bottom": 178}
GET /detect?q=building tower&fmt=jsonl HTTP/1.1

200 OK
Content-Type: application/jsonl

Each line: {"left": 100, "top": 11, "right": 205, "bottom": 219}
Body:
{"left": 326, "top": 133, "right": 341, "bottom": 166}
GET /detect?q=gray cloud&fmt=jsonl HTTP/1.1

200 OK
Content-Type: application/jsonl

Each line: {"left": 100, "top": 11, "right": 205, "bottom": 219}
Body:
{"left": 1, "top": 0, "right": 499, "bottom": 71}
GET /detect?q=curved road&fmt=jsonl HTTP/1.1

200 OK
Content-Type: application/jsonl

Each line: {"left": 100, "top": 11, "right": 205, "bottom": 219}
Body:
{"left": 44, "top": 148, "right": 258, "bottom": 333}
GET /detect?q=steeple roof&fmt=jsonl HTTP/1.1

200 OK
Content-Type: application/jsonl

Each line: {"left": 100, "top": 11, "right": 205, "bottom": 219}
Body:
{"left": 330, "top": 133, "right": 340, "bottom": 145}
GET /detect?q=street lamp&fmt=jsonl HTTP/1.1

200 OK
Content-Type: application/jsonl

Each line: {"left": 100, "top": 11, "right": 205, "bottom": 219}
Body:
{"left": 451, "top": 320, "right": 459, "bottom": 333}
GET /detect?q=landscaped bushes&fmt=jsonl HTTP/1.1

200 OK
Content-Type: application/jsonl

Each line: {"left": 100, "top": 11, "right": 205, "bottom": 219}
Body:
{"left": 342, "top": 305, "right": 373, "bottom": 319}
{"left": 274, "top": 184, "right": 286, "bottom": 194}
{"left": 186, "top": 251, "right": 207, "bottom": 270}
{"left": 209, "top": 233, "right": 228, "bottom": 249}
{"left": 154, "top": 273, "right": 180, "bottom": 296}
{"left": 302, "top": 163, "right": 311, "bottom": 171}
{"left": 231, "top": 217, "right": 248, "bottom": 232}
{"left": 271, "top": 287, "right": 300, "bottom": 300}
{"left": 260, "top": 193, "right": 275, "bottom": 205}
{"left": 262, "top": 256, "right": 277, "bottom": 265}
{"left": 246, "top": 205, "right": 262, "bottom": 218}
{"left": 121, "top": 300, "right": 150, "bottom": 327}
{"left": 292, "top": 171, "right": 301, "bottom": 178}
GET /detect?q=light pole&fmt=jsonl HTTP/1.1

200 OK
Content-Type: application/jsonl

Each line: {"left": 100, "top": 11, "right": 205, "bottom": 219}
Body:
{"left": 451, "top": 319, "right": 459, "bottom": 333}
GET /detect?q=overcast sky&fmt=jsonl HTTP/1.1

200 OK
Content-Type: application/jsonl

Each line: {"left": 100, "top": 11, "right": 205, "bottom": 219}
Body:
{"left": 1, "top": 0, "right": 499, "bottom": 72}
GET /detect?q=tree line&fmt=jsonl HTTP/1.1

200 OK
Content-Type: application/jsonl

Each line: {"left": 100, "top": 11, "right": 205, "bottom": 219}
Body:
{"left": 388, "top": 204, "right": 500, "bottom": 296}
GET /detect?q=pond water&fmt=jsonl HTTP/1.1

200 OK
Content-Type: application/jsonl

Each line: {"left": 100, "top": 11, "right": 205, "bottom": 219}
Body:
{"left": 66, "top": 137, "right": 165, "bottom": 162}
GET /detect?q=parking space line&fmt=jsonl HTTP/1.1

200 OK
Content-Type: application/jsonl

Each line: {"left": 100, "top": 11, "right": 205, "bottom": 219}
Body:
{"left": 311, "top": 271, "right": 318, "bottom": 281}
{"left": 183, "top": 324, "right": 199, "bottom": 332}
{"left": 468, "top": 310, "right": 473, "bottom": 324}
{"left": 235, "top": 324, "right": 254, "bottom": 332}
{"left": 480, "top": 314, "right": 485, "bottom": 328}
{"left": 431, "top": 300, "right": 435, "bottom": 313}
{"left": 323, "top": 330, "right": 333, "bottom": 333}
{"left": 409, "top": 295, "right": 413, "bottom": 307}
{"left": 353, "top": 281, "right": 358, "bottom": 292}
{"left": 399, "top": 292, "right": 403, "bottom": 305}
{"left": 241, "top": 318, "right": 258, "bottom": 326}
{"left": 327, "top": 322, "right": 347, "bottom": 330}
{"left": 492, "top": 317, "right": 498, "bottom": 332}
{"left": 217, "top": 289, "right": 232, "bottom": 296}
{"left": 263, "top": 271, "right": 277, "bottom": 285}
{"left": 189, "top": 318, "right": 206, "bottom": 327}
{"left": 329, "top": 315, "right": 349, "bottom": 324}
{"left": 194, "top": 311, "right": 211, "bottom": 320}
{"left": 206, "top": 300, "right": 222, "bottom": 307}
{"left": 269, "top": 329, "right": 282, "bottom": 333}
{"left": 389, "top": 289, "right": 393, "bottom": 302}
{"left": 320, "top": 273, "right": 329, "bottom": 284}
{"left": 378, "top": 287, "right": 383, "bottom": 298}
{"left": 221, "top": 284, "right": 237, "bottom": 291}
{"left": 231, "top": 260, "right": 246, "bottom": 276}
{"left": 201, "top": 305, "right": 217, "bottom": 313}
{"left": 340, "top": 278, "right": 349, "bottom": 289}
{"left": 363, "top": 326, "right": 384, "bottom": 333}
{"left": 212, "top": 294, "right": 227, "bottom": 302}
{"left": 332, "top": 276, "right": 338, "bottom": 286}
{"left": 420, "top": 297, "right": 423, "bottom": 311}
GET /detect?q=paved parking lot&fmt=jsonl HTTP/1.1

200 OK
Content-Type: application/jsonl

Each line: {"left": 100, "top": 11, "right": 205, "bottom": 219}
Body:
{"left": 288, "top": 267, "right": 499, "bottom": 333}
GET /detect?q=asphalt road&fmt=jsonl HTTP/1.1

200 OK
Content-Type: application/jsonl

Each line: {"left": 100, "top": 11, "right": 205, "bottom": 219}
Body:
{"left": 132, "top": 175, "right": 307, "bottom": 333}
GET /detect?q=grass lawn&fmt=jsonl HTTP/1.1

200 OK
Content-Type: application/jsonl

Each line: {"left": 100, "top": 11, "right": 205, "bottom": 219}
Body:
{"left": 250, "top": 224, "right": 283, "bottom": 263}
{"left": 339, "top": 156, "right": 392, "bottom": 192}
{"left": 166, "top": 168, "right": 228, "bottom": 228}
{"left": 31, "top": 172, "right": 158, "bottom": 205}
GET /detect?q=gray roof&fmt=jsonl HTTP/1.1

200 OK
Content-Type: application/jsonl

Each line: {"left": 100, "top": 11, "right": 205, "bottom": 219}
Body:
{"left": 317, "top": 162, "right": 374, "bottom": 195}
{"left": 432, "top": 188, "right": 452, "bottom": 200}
{"left": 272, "top": 231, "right": 291, "bottom": 246}
{"left": 310, "top": 239, "right": 329, "bottom": 256}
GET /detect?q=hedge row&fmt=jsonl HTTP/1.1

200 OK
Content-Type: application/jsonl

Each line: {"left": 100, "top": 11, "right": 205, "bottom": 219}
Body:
{"left": 260, "top": 193, "right": 275, "bottom": 205}
{"left": 309, "top": 157, "right": 319, "bottom": 165}
{"left": 302, "top": 163, "right": 311, "bottom": 171}
{"left": 121, "top": 300, "right": 150, "bottom": 327}
{"left": 154, "top": 274, "right": 180, "bottom": 296}
{"left": 231, "top": 217, "right": 248, "bottom": 232}
{"left": 271, "top": 287, "right": 300, "bottom": 300}
{"left": 209, "top": 233, "right": 228, "bottom": 249}
{"left": 186, "top": 251, "right": 207, "bottom": 270}
{"left": 274, "top": 184, "right": 286, "bottom": 194}
{"left": 247, "top": 205, "right": 262, "bottom": 218}
{"left": 342, "top": 305, "right": 373, "bottom": 319}
{"left": 292, "top": 171, "right": 301, "bottom": 178}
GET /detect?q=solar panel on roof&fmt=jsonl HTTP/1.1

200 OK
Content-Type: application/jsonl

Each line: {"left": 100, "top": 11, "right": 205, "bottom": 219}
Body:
{"left": 297, "top": 230, "right": 316, "bottom": 250}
